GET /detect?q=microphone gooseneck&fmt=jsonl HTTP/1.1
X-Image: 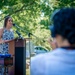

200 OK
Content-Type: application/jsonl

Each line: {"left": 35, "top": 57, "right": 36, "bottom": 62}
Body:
{"left": 16, "top": 30, "right": 24, "bottom": 39}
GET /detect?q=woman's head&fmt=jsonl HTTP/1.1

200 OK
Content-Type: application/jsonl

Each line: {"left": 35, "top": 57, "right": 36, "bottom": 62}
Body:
{"left": 51, "top": 8, "right": 75, "bottom": 46}
{"left": 4, "top": 16, "right": 13, "bottom": 28}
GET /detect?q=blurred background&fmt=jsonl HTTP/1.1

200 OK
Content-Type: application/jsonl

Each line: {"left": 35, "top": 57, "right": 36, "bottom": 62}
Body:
{"left": 0, "top": 0, "right": 75, "bottom": 75}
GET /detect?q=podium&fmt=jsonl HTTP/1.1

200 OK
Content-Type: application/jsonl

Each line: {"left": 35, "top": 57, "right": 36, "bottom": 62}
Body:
{"left": 8, "top": 38, "right": 26, "bottom": 75}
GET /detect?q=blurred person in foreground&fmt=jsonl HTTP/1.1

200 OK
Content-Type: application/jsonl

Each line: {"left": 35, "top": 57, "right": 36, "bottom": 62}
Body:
{"left": 31, "top": 8, "right": 75, "bottom": 75}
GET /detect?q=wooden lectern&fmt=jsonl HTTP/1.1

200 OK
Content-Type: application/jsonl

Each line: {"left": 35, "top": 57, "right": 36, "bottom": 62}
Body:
{"left": 8, "top": 38, "right": 26, "bottom": 75}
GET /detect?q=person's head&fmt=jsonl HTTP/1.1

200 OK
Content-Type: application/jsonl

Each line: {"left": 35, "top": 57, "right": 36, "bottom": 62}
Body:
{"left": 51, "top": 8, "right": 75, "bottom": 47}
{"left": 4, "top": 16, "right": 13, "bottom": 29}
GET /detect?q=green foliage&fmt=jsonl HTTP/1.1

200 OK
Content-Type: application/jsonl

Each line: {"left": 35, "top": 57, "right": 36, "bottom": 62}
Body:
{"left": 0, "top": 0, "right": 75, "bottom": 50}
{"left": 58, "top": 0, "right": 75, "bottom": 8}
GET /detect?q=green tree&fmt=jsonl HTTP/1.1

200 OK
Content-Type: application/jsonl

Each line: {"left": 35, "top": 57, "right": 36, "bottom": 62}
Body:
{"left": 0, "top": 0, "right": 75, "bottom": 50}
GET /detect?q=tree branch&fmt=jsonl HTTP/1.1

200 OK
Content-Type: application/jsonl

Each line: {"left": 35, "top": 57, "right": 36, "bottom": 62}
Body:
{"left": 0, "top": 1, "right": 35, "bottom": 22}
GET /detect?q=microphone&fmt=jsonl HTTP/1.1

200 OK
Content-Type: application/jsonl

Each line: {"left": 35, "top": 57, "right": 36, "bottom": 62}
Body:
{"left": 13, "top": 23, "right": 15, "bottom": 26}
{"left": 13, "top": 23, "right": 29, "bottom": 35}
{"left": 13, "top": 23, "right": 24, "bottom": 39}
{"left": 13, "top": 23, "right": 33, "bottom": 38}
{"left": 13, "top": 23, "right": 20, "bottom": 29}
{"left": 16, "top": 30, "right": 24, "bottom": 39}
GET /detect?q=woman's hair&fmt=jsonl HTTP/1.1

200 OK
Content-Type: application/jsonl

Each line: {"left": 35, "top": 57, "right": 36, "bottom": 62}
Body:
{"left": 52, "top": 8, "right": 75, "bottom": 44}
{"left": 4, "top": 16, "right": 11, "bottom": 28}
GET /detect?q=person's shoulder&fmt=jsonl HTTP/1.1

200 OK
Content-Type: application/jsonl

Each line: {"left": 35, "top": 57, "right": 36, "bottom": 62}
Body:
{"left": 31, "top": 49, "right": 60, "bottom": 75}
{"left": 31, "top": 53, "right": 49, "bottom": 74}
{"left": 0, "top": 28, "right": 4, "bottom": 32}
{"left": 0, "top": 28, "right": 4, "bottom": 38}
{"left": 31, "top": 52, "right": 52, "bottom": 65}
{"left": 0, "top": 27, "right": 3, "bottom": 30}
{"left": 31, "top": 48, "right": 61, "bottom": 62}
{"left": 31, "top": 53, "right": 49, "bottom": 61}
{"left": 31, "top": 53, "right": 47, "bottom": 64}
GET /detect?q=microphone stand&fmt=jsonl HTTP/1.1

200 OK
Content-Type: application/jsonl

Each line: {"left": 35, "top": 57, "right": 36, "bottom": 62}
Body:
{"left": 14, "top": 25, "right": 46, "bottom": 74}
{"left": 16, "top": 30, "right": 24, "bottom": 39}
{"left": 14, "top": 25, "right": 45, "bottom": 60}
{"left": 28, "top": 33, "right": 31, "bottom": 61}
{"left": 14, "top": 26, "right": 33, "bottom": 60}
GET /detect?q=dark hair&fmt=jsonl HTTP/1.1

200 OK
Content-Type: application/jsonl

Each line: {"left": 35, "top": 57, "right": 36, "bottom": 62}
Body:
{"left": 52, "top": 8, "right": 75, "bottom": 44}
{"left": 4, "top": 16, "right": 11, "bottom": 28}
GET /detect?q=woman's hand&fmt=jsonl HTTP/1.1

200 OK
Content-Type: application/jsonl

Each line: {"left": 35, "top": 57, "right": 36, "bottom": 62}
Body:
{"left": 0, "top": 39, "right": 5, "bottom": 44}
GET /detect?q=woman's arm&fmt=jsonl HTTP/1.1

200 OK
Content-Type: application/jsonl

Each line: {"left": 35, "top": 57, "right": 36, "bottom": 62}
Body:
{"left": 0, "top": 28, "right": 4, "bottom": 44}
{"left": 0, "top": 28, "right": 10, "bottom": 44}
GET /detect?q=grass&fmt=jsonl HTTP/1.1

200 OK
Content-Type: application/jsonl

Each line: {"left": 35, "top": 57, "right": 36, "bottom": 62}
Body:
{"left": 26, "top": 58, "right": 30, "bottom": 75}
{"left": 26, "top": 68, "right": 30, "bottom": 75}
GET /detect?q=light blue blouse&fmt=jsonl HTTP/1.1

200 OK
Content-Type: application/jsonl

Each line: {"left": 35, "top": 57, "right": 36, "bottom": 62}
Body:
{"left": 31, "top": 48, "right": 75, "bottom": 75}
